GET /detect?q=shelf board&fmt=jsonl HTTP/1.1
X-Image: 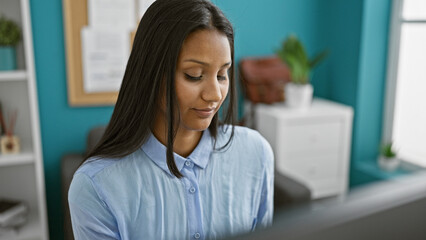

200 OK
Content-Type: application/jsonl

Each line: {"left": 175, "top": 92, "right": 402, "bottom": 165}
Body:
{"left": 0, "top": 152, "right": 35, "bottom": 167}
{"left": 0, "top": 211, "right": 41, "bottom": 240}
{"left": 0, "top": 70, "right": 27, "bottom": 82}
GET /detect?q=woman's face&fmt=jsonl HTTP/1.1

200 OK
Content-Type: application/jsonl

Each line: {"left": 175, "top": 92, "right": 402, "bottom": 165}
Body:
{"left": 174, "top": 29, "right": 232, "bottom": 132}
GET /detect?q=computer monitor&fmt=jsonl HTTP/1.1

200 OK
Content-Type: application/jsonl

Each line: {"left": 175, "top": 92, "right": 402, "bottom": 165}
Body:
{"left": 233, "top": 172, "right": 426, "bottom": 240}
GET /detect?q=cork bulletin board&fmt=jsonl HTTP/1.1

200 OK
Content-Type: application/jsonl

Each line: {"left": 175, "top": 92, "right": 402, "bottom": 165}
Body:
{"left": 63, "top": 0, "right": 137, "bottom": 106}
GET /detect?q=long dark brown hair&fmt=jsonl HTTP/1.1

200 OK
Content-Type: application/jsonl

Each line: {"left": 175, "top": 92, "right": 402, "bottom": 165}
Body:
{"left": 84, "top": 0, "right": 236, "bottom": 178}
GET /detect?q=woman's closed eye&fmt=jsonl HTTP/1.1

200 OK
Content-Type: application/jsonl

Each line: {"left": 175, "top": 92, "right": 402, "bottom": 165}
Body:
{"left": 184, "top": 73, "right": 227, "bottom": 81}
{"left": 217, "top": 70, "right": 229, "bottom": 81}
{"left": 217, "top": 75, "right": 227, "bottom": 81}
{"left": 184, "top": 73, "right": 202, "bottom": 81}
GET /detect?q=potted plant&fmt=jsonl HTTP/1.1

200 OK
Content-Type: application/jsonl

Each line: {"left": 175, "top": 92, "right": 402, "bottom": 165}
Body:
{"left": 378, "top": 142, "right": 400, "bottom": 171}
{"left": 0, "top": 16, "right": 21, "bottom": 71}
{"left": 276, "top": 35, "right": 328, "bottom": 109}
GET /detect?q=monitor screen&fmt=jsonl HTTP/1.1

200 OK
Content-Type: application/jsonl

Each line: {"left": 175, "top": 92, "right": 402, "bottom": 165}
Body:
{"left": 232, "top": 172, "right": 426, "bottom": 240}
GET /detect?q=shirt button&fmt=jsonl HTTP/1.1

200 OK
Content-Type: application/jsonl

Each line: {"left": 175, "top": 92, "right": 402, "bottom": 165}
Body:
{"left": 185, "top": 160, "right": 191, "bottom": 167}
{"left": 189, "top": 187, "right": 196, "bottom": 194}
{"left": 194, "top": 232, "right": 201, "bottom": 239}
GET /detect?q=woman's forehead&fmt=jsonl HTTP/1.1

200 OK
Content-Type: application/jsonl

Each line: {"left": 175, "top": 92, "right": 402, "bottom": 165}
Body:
{"left": 178, "top": 29, "right": 231, "bottom": 66}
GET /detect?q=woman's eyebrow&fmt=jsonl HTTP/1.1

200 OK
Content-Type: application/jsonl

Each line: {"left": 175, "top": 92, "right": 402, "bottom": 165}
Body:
{"left": 184, "top": 59, "right": 232, "bottom": 67}
{"left": 184, "top": 59, "right": 209, "bottom": 66}
{"left": 222, "top": 61, "right": 232, "bottom": 67}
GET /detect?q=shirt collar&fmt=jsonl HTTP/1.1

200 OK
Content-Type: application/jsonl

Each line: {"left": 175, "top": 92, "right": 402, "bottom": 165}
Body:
{"left": 141, "top": 130, "right": 213, "bottom": 177}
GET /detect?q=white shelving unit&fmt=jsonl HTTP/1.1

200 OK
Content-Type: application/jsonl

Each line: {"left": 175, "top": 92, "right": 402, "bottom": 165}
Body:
{"left": 0, "top": 0, "right": 49, "bottom": 239}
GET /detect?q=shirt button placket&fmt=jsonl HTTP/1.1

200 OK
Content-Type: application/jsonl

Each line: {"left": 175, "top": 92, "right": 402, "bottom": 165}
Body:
{"left": 183, "top": 159, "right": 204, "bottom": 240}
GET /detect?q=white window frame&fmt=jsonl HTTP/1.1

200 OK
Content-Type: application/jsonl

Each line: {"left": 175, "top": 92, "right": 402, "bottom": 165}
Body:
{"left": 383, "top": 0, "right": 426, "bottom": 169}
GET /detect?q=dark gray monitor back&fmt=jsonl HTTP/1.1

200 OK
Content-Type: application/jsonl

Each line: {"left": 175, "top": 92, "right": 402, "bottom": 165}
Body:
{"left": 232, "top": 172, "right": 426, "bottom": 240}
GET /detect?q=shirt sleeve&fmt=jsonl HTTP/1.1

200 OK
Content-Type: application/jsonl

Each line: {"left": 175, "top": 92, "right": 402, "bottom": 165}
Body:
{"left": 255, "top": 135, "right": 275, "bottom": 229}
{"left": 68, "top": 172, "right": 120, "bottom": 240}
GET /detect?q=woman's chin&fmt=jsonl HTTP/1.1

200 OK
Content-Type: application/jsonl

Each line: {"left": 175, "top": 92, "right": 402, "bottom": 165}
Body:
{"left": 182, "top": 121, "right": 212, "bottom": 132}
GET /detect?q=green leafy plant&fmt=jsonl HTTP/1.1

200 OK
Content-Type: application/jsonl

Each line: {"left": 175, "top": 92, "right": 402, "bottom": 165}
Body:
{"left": 0, "top": 16, "right": 21, "bottom": 46}
{"left": 381, "top": 142, "right": 396, "bottom": 158}
{"left": 276, "top": 34, "right": 328, "bottom": 84}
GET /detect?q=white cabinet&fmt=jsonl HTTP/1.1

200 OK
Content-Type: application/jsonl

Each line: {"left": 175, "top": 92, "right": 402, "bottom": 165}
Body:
{"left": 0, "top": 0, "right": 49, "bottom": 239}
{"left": 256, "top": 98, "right": 353, "bottom": 199}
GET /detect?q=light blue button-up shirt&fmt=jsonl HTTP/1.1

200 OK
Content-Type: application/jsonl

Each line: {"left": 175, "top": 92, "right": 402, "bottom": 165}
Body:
{"left": 68, "top": 126, "right": 274, "bottom": 240}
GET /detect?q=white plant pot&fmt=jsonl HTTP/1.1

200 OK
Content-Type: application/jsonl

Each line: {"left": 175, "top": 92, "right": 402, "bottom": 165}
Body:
{"left": 378, "top": 156, "right": 400, "bottom": 172}
{"left": 285, "top": 83, "right": 313, "bottom": 110}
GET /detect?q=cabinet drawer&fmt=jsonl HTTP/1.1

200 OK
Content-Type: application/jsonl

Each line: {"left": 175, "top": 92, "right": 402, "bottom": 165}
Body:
{"left": 276, "top": 152, "right": 341, "bottom": 181}
{"left": 279, "top": 119, "right": 342, "bottom": 153}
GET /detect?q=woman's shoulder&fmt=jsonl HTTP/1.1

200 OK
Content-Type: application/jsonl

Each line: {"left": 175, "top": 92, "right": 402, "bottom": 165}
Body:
{"left": 75, "top": 156, "right": 119, "bottom": 179}
{"left": 75, "top": 150, "right": 144, "bottom": 179}
{"left": 214, "top": 126, "right": 274, "bottom": 179}
{"left": 218, "top": 125, "right": 268, "bottom": 146}
{"left": 217, "top": 125, "right": 273, "bottom": 160}
{"left": 69, "top": 150, "right": 153, "bottom": 203}
{"left": 234, "top": 125, "right": 263, "bottom": 139}
{"left": 68, "top": 157, "right": 117, "bottom": 205}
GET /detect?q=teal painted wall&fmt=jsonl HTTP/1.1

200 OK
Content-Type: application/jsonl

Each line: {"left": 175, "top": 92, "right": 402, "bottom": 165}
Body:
{"left": 351, "top": 0, "right": 392, "bottom": 186}
{"left": 30, "top": 1, "right": 113, "bottom": 239}
{"left": 29, "top": 0, "right": 390, "bottom": 239}
{"left": 312, "top": 0, "right": 392, "bottom": 186}
{"left": 325, "top": 0, "right": 364, "bottom": 107}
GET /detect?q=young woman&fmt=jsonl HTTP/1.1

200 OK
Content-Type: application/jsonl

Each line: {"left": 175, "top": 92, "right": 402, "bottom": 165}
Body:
{"left": 68, "top": 0, "right": 274, "bottom": 239}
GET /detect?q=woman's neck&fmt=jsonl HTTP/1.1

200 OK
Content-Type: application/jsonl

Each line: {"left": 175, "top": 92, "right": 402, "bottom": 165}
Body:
{"left": 152, "top": 119, "right": 203, "bottom": 158}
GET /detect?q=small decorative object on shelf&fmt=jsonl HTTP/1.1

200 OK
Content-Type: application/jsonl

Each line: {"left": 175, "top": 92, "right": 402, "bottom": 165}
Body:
{"left": 378, "top": 142, "right": 400, "bottom": 172}
{"left": 0, "top": 15, "right": 21, "bottom": 71}
{"left": 276, "top": 34, "right": 328, "bottom": 110}
{"left": 0, "top": 107, "right": 20, "bottom": 154}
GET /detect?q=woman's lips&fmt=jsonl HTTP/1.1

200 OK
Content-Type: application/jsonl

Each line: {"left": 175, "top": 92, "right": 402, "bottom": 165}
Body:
{"left": 192, "top": 108, "right": 216, "bottom": 118}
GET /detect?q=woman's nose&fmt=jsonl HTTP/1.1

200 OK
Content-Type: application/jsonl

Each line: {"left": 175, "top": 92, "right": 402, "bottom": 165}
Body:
{"left": 201, "top": 77, "right": 222, "bottom": 102}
